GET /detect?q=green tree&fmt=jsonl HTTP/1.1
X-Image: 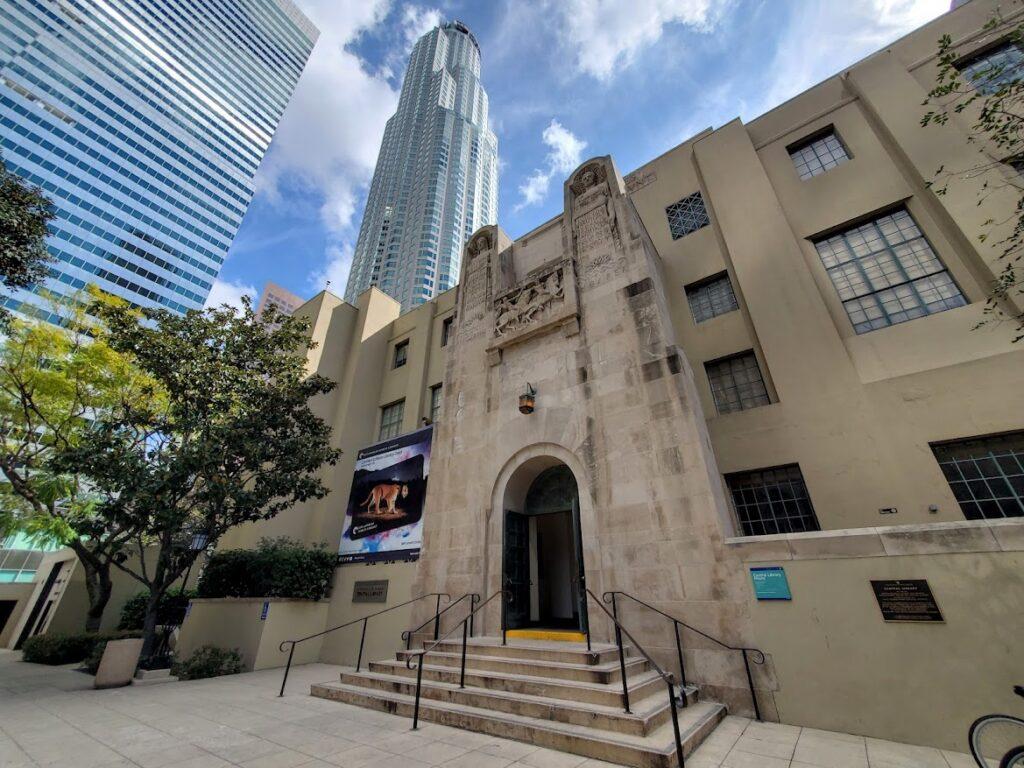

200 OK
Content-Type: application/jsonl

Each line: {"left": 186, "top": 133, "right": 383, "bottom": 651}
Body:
{"left": 58, "top": 296, "right": 341, "bottom": 659}
{"left": 0, "top": 155, "right": 54, "bottom": 329}
{"left": 922, "top": 13, "right": 1024, "bottom": 341}
{"left": 0, "top": 296, "right": 162, "bottom": 631}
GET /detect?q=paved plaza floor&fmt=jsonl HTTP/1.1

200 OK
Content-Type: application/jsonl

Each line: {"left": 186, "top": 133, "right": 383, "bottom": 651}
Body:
{"left": 0, "top": 650, "right": 978, "bottom": 768}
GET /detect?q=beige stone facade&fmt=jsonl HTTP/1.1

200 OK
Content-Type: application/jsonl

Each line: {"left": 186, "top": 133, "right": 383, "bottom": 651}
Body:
{"left": 19, "top": 0, "right": 1023, "bottom": 753}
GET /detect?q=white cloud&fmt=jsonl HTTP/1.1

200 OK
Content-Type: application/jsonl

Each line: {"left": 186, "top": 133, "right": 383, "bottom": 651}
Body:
{"left": 550, "top": 0, "right": 727, "bottom": 81}
{"left": 309, "top": 243, "right": 355, "bottom": 297}
{"left": 516, "top": 119, "right": 588, "bottom": 209}
{"left": 401, "top": 5, "right": 442, "bottom": 49}
{"left": 205, "top": 278, "right": 257, "bottom": 311}
{"left": 745, "top": 0, "right": 948, "bottom": 119}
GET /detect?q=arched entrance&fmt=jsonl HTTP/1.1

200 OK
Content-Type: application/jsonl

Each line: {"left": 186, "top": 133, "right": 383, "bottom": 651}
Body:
{"left": 502, "top": 464, "right": 588, "bottom": 634}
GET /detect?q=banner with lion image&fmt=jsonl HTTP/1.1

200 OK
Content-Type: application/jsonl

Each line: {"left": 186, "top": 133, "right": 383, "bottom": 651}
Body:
{"left": 338, "top": 425, "right": 432, "bottom": 564}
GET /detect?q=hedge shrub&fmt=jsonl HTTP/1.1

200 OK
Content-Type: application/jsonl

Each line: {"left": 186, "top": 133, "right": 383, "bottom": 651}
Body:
{"left": 171, "top": 645, "right": 243, "bottom": 680}
{"left": 197, "top": 538, "right": 334, "bottom": 601}
{"left": 21, "top": 631, "right": 140, "bottom": 666}
{"left": 118, "top": 589, "right": 196, "bottom": 630}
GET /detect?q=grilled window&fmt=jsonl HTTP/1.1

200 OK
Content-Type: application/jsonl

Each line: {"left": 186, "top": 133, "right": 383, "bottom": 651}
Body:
{"left": 813, "top": 208, "right": 966, "bottom": 334}
{"left": 705, "top": 351, "right": 770, "bottom": 415}
{"left": 666, "top": 191, "right": 710, "bottom": 240}
{"left": 441, "top": 316, "right": 453, "bottom": 347}
{"left": 379, "top": 400, "right": 405, "bottom": 441}
{"left": 789, "top": 129, "right": 850, "bottom": 180}
{"left": 430, "top": 384, "right": 443, "bottom": 423}
{"left": 393, "top": 339, "right": 408, "bottom": 368}
{"left": 686, "top": 272, "right": 739, "bottom": 323}
{"left": 932, "top": 431, "right": 1024, "bottom": 520}
{"left": 726, "top": 464, "right": 821, "bottom": 536}
{"left": 958, "top": 41, "right": 1024, "bottom": 95}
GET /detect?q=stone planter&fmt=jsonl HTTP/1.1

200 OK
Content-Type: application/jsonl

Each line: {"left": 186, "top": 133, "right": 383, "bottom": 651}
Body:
{"left": 176, "top": 597, "right": 329, "bottom": 671}
{"left": 94, "top": 638, "right": 144, "bottom": 689}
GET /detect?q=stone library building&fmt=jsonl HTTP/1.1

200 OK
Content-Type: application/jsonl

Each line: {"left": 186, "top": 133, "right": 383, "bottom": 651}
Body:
{"left": 4, "top": 2, "right": 1022, "bottom": 765}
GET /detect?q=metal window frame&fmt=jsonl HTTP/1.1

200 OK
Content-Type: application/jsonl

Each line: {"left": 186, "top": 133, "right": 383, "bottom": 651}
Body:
{"left": 786, "top": 125, "right": 851, "bottom": 180}
{"left": 704, "top": 350, "right": 771, "bottom": 415}
{"left": 724, "top": 463, "right": 821, "bottom": 536}
{"left": 685, "top": 271, "right": 739, "bottom": 324}
{"left": 378, "top": 399, "right": 406, "bottom": 441}
{"left": 393, "top": 339, "right": 409, "bottom": 368}
{"left": 930, "top": 430, "right": 1024, "bottom": 520}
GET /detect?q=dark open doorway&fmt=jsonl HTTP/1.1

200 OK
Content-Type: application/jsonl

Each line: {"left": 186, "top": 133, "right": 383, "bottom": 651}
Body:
{"left": 503, "top": 464, "right": 587, "bottom": 633}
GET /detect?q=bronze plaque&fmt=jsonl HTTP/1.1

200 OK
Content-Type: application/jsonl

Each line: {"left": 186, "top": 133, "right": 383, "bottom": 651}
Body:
{"left": 352, "top": 579, "right": 389, "bottom": 603}
{"left": 870, "top": 579, "right": 943, "bottom": 623}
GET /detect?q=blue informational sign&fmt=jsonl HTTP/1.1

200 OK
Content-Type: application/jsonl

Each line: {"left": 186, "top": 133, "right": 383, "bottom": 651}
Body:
{"left": 750, "top": 566, "right": 792, "bottom": 600}
{"left": 260, "top": 601, "right": 270, "bottom": 621}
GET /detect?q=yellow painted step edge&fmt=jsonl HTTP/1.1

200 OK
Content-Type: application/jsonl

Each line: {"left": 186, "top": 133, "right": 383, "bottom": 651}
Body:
{"left": 505, "top": 629, "right": 586, "bottom": 642}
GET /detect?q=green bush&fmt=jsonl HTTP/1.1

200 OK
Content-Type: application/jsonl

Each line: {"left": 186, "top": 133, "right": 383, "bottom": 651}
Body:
{"left": 197, "top": 538, "right": 335, "bottom": 601}
{"left": 171, "top": 645, "right": 243, "bottom": 680}
{"left": 118, "top": 589, "right": 196, "bottom": 630}
{"left": 21, "top": 631, "right": 140, "bottom": 666}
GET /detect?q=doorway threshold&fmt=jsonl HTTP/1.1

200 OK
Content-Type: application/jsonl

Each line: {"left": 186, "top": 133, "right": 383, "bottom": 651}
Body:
{"left": 506, "top": 629, "right": 586, "bottom": 642}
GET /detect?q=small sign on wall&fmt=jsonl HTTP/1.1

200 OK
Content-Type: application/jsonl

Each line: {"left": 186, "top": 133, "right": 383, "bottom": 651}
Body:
{"left": 353, "top": 579, "right": 389, "bottom": 603}
{"left": 871, "top": 579, "right": 943, "bottom": 623}
{"left": 750, "top": 566, "right": 791, "bottom": 600}
{"left": 260, "top": 601, "right": 270, "bottom": 621}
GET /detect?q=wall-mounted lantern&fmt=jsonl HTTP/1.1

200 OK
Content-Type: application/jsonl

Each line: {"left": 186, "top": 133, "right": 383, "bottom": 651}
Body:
{"left": 519, "top": 383, "right": 536, "bottom": 415}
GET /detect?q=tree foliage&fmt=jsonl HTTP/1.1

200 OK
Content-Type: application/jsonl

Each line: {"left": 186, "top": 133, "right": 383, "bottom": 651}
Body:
{"left": 56, "top": 295, "right": 341, "bottom": 657}
{"left": 0, "top": 294, "right": 162, "bottom": 631}
{"left": 922, "top": 12, "right": 1024, "bottom": 341}
{"left": 0, "top": 156, "right": 54, "bottom": 329}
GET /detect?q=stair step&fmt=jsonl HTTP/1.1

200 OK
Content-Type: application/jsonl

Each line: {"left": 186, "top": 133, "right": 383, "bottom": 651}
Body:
{"left": 394, "top": 649, "right": 648, "bottom": 683}
{"left": 311, "top": 680, "right": 724, "bottom": 768}
{"left": 368, "top": 659, "right": 664, "bottom": 707}
{"left": 338, "top": 670, "right": 701, "bottom": 736}
{"left": 431, "top": 637, "right": 624, "bottom": 665}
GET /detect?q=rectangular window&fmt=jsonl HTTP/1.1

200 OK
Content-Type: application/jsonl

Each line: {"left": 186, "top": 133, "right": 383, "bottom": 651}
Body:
{"left": 429, "top": 384, "right": 442, "bottom": 423}
{"left": 665, "top": 191, "right": 710, "bottom": 240}
{"left": 379, "top": 400, "right": 405, "bottom": 441}
{"left": 726, "top": 464, "right": 820, "bottom": 536}
{"left": 393, "top": 339, "right": 408, "bottom": 369}
{"left": 788, "top": 128, "right": 850, "bottom": 180}
{"left": 958, "top": 41, "right": 1024, "bottom": 95}
{"left": 705, "top": 351, "right": 770, "bottom": 415}
{"left": 813, "top": 208, "right": 966, "bottom": 334}
{"left": 441, "top": 316, "right": 453, "bottom": 346}
{"left": 931, "top": 431, "right": 1024, "bottom": 520}
{"left": 686, "top": 272, "right": 739, "bottom": 323}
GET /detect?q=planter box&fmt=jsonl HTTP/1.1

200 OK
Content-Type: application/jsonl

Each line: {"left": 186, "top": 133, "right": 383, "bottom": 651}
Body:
{"left": 94, "top": 638, "right": 144, "bottom": 689}
{"left": 176, "top": 597, "right": 328, "bottom": 671}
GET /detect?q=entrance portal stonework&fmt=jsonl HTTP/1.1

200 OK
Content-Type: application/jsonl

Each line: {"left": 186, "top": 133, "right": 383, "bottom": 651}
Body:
{"left": 411, "top": 156, "right": 773, "bottom": 715}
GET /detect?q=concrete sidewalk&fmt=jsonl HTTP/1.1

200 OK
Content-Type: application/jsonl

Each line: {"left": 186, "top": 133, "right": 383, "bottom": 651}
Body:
{"left": 0, "top": 651, "right": 978, "bottom": 768}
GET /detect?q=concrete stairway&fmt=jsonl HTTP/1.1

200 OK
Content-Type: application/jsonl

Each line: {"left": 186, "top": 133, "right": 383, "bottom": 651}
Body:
{"left": 310, "top": 636, "right": 726, "bottom": 768}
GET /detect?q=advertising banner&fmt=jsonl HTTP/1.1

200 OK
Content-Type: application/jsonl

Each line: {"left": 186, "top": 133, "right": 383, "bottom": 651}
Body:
{"left": 338, "top": 425, "right": 432, "bottom": 564}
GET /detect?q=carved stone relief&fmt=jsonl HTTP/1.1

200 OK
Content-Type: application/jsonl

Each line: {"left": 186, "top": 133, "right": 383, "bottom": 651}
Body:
{"left": 494, "top": 266, "right": 565, "bottom": 338}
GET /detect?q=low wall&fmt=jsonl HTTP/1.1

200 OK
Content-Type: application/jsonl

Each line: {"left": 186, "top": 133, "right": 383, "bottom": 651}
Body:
{"left": 729, "top": 519, "right": 1024, "bottom": 751}
{"left": 318, "top": 560, "right": 417, "bottom": 666}
{"left": 177, "top": 597, "right": 329, "bottom": 671}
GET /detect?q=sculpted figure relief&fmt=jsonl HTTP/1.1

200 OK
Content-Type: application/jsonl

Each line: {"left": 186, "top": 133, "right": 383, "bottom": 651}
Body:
{"left": 494, "top": 267, "right": 565, "bottom": 337}
{"left": 467, "top": 232, "right": 492, "bottom": 258}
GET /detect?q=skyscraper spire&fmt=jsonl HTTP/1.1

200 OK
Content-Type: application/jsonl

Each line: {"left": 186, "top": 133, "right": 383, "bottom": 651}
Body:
{"left": 344, "top": 21, "right": 498, "bottom": 312}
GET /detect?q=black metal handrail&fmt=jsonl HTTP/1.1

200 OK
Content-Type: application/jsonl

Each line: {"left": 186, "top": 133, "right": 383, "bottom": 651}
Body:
{"left": 584, "top": 588, "right": 686, "bottom": 767}
{"left": 603, "top": 590, "right": 766, "bottom": 721}
{"left": 277, "top": 592, "right": 450, "bottom": 697}
{"left": 402, "top": 592, "right": 480, "bottom": 649}
{"left": 405, "top": 589, "right": 508, "bottom": 729}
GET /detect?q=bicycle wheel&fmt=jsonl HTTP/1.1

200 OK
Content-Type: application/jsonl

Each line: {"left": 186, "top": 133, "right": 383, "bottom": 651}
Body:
{"left": 970, "top": 715, "right": 1024, "bottom": 768}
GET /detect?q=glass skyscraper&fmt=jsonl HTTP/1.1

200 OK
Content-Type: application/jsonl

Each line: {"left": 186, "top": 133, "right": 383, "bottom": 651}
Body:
{"left": 344, "top": 21, "right": 497, "bottom": 312}
{"left": 0, "top": 0, "right": 317, "bottom": 320}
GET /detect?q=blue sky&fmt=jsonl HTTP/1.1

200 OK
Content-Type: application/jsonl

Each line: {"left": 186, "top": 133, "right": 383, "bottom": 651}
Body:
{"left": 210, "top": 0, "right": 950, "bottom": 308}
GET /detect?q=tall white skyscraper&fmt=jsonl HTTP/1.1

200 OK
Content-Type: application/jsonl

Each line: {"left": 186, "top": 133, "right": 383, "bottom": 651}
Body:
{"left": 344, "top": 21, "right": 497, "bottom": 311}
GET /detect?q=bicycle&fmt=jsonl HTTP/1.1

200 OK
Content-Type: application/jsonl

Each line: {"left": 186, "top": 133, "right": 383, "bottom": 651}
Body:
{"left": 969, "top": 686, "right": 1024, "bottom": 768}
